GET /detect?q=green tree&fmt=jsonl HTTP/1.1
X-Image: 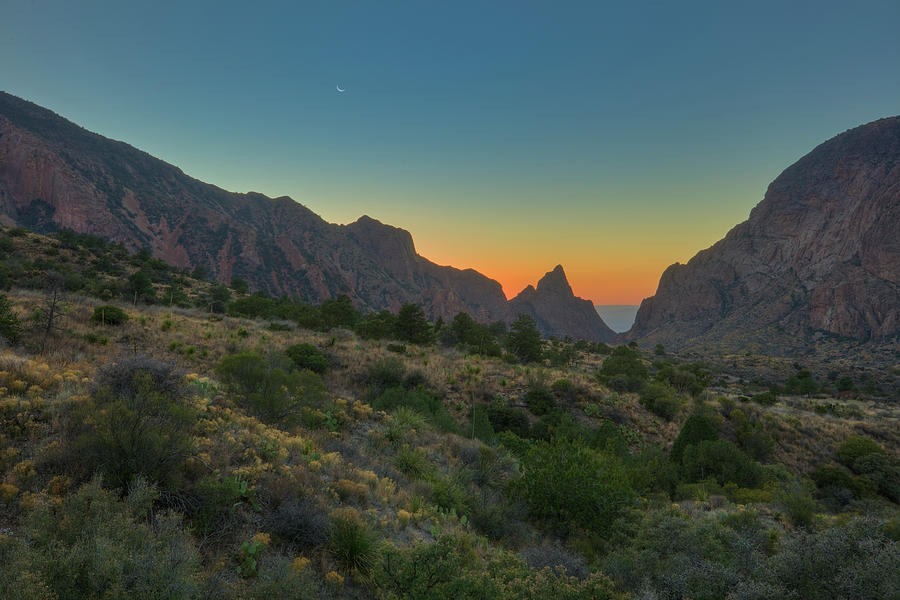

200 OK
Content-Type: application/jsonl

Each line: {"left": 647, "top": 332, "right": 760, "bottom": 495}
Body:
{"left": 320, "top": 294, "right": 359, "bottom": 329}
{"left": 190, "top": 264, "right": 208, "bottom": 281}
{"left": 126, "top": 269, "right": 155, "bottom": 303}
{"left": 231, "top": 276, "right": 249, "bottom": 294}
{"left": 355, "top": 310, "right": 397, "bottom": 339}
{"left": 506, "top": 314, "right": 542, "bottom": 363}
{"left": 0, "top": 295, "right": 22, "bottom": 344}
{"left": 670, "top": 411, "right": 719, "bottom": 464}
{"left": 206, "top": 284, "right": 231, "bottom": 313}
{"left": 395, "top": 303, "right": 435, "bottom": 344}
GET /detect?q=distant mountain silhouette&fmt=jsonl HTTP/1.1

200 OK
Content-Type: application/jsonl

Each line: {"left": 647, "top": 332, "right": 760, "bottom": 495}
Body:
{"left": 0, "top": 91, "right": 614, "bottom": 341}
{"left": 628, "top": 116, "right": 900, "bottom": 354}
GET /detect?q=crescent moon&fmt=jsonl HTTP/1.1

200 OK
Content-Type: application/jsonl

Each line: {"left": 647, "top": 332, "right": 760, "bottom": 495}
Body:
{"left": 336, "top": 85, "right": 345, "bottom": 92}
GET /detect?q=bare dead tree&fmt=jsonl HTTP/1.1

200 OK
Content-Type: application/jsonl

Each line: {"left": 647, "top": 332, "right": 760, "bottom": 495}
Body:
{"left": 34, "top": 271, "right": 68, "bottom": 353}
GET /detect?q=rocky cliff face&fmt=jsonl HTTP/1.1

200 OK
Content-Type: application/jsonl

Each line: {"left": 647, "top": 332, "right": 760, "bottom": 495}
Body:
{"left": 508, "top": 265, "right": 616, "bottom": 342}
{"left": 0, "top": 91, "right": 612, "bottom": 340}
{"left": 628, "top": 116, "right": 900, "bottom": 353}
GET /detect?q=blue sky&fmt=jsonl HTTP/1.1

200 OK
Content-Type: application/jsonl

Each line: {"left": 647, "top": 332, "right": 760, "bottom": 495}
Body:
{"left": 2, "top": 0, "right": 899, "bottom": 302}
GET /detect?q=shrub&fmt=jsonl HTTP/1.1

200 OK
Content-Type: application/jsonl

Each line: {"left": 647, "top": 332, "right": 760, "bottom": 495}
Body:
{"left": 216, "top": 351, "right": 325, "bottom": 423}
{"left": 374, "top": 386, "right": 459, "bottom": 434}
{"left": 285, "top": 343, "right": 329, "bottom": 374}
{"left": 681, "top": 440, "right": 763, "bottom": 488}
{"left": 355, "top": 310, "right": 397, "bottom": 340}
{"left": 598, "top": 345, "right": 647, "bottom": 392}
{"left": 268, "top": 499, "right": 329, "bottom": 548}
{"left": 375, "top": 534, "right": 618, "bottom": 600}
{"left": 670, "top": 411, "right": 719, "bottom": 464}
{"left": 777, "top": 484, "right": 820, "bottom": 529}
{"left": 329, "top": 509, "right": 378, "bottom": 575}
{"left": 525, "top": 384, "right": 556, "bottom": 416}
{"left": 837, "top": 435, "right": 884, "bottom": 468}
{"left": 1, "top": 478, "right": 202, "bottom": 599}
{"left": 77, "top": 358, "right": 194, "bottom": 490}
{"left": 750, "top": 391, "right": 777, "bottom": 405}
{"left": 516, "top": 438, "right": 634, "bottom": 533}
{"left": 367, "top": 357, "right": 406, "bottom": 391}
{"left": 639, "top": 382, "right": 681, "bottom": 420}
{"left": 91, "top": 304, "right": 129, "bottom": 325}
{"left": 486, "top": 401, "right": 531, "bottom": 438}
{"left": 228, "top": 295, "right": 274, "bottom": 319}
{"left": 194, "top": 475, "right": 257, "bottom": 535}
{"left": 852, "top": 453, "right": 900, "bottom": 502}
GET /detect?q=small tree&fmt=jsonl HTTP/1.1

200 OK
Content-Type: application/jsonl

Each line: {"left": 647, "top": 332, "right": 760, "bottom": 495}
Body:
{"left": 395, "top": 303, "right": 435, "bottom": 345}
{"left": 206, "top": 284, "right": 231, "bottom": 313}
{"left": 0, "top": 295, "right": 22, "bottom": 344}
{"left": 506, "top": 314, "right": 542, "bottom": 363}
{"left": 127, "top": 269, "right": 155, "bottom": 304}
{"left": 230, "top": 277, "right": 249, "bottom": 294}
{"left": 320, "top": 294, "right": 359, "bottom": 329}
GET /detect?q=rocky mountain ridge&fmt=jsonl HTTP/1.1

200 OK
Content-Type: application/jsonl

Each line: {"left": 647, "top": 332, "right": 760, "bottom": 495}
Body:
{"left": 0, "top": 91, "right": 614, "bottom": 341}
{"left": 628, "top": 116, "right": 900, "bottom": 353}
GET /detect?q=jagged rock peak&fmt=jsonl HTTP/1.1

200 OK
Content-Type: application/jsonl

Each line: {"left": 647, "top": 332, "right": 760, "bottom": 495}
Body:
{"left": 535, "top": 264, "right": 574, "bottom": 296}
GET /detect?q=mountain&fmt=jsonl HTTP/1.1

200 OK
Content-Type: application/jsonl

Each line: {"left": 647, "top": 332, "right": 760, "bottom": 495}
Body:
{"left": 628, "top": 116, "right": 900, "bottom": 353}
{"left": 507, "top": 265, "right": 616, "bottom": 342}
{"left": 0, "top": 91, "right": 613, "bottom": 340}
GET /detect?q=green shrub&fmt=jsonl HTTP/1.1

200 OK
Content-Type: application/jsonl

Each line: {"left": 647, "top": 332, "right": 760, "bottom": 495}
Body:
{"left": 852, "top": 453, "right": 900, "bottom": 502}
{"left": 194, "top": 475, "right": 257, "bottom": 535}
{"left": 285, "top": 343, "right": 329, "bottom": 374}
{"left": 639, "top": 382, "right": 681, "bottom": 420}
{"left": 375, "top": 534, "right": 619, "bottom": 600}
{"left": 76, "top": 358, "right": 194, "bottom": 490}
{"left": 516, "top": 438, "right": 634, "bottom": 533}
{"left": 525, "top": 384, "right": 556, "bottom": 416}
{"left": 393, "top": 446, "right": 435, "bottom": 480}
{"left": 750, "top": 391, "right": 777, "bottom": 405}
{"left": 777, "top": 484, "right": 820, "bottom": 529}
{"left": 329, "top": 509, "right": 378, "bottom": 575}
{"left": 681, "top": 440, "right": 763, "bottom": 488}
{"left": 486, "top": 401, "right": 531, "bottom": 438}
{"left": 837, "top": 435, "right": 884, "bottom": 468}
{"left": 91, "top": 304, "right": 129, "bottom": 325}
{"left": 670, "top": 411, "right": 719, "bottom": 464}
{"left": 598, "top": 345, "right": 647, "bottom": 392}
{"left": 216, "top": 351, "right": 325, "bottom": 423}
{"left": 228, "top": 295, "right": 274, "bottom": 319}
{"left": 506, "top": 314, "right": 543, "bottom": 363}
{"left": 0, "top": 478, "right": 202, "bottom": 599}
{"left": 368, "top": 357, "right": 406, "bottom": 391}
{"left": 374, "top": 386, "right": 459, "bottom": 434}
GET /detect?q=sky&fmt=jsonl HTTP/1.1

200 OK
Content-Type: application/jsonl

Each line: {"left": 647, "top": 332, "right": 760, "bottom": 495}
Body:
{"left": 2, "top": 1, "right": 900, "bottom": 304}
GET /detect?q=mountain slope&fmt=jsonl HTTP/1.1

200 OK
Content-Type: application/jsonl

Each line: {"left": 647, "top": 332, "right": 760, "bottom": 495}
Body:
{"left": 0, "top": 91, "right": 613, "bottom": 339}
{"left": 508, "top": 265, "right": 616, "bottom": 342}
{"left": 628, "top": 116, "right": 900, "bottom": 353}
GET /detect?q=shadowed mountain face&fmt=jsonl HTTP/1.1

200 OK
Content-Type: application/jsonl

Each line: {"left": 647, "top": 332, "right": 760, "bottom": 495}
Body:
{"left": 0, "top": 91, "right": 614, "bottom": 340}
{"left": 509, "top": 265, "right": 616, "bottom": 342}
{"left": 629, "top": 116, "right": 900, "bottom": 353}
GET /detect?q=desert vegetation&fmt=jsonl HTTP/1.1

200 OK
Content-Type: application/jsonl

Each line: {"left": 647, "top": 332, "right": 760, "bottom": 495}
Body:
{"left": 0, "top": 226, "right": 897, "bottom": 599}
